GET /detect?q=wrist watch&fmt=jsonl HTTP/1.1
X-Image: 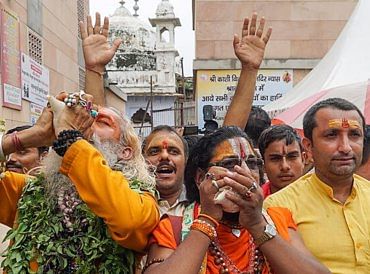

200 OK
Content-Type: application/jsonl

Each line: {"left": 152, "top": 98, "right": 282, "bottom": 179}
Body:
{"left": 253, "top": 210, "right": 277, "bottom": 247}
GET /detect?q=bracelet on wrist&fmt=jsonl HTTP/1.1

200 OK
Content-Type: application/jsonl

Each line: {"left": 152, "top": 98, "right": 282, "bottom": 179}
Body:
{"left": 190, "top": 219, "right": 217, "bottom": 241}
{"left": 198, "top": 213, "right": 219, "bottom": 227}
{"left": 52, "top": 129, "right": 83, "bottom": 157}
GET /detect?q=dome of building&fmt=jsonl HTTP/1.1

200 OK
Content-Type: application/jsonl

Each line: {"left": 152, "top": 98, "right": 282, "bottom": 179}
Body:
{"left": 156, "top": 0, "right": 175, "bottom": 18}
{"left": 108, "top": 1, "right": 156, "bottom": 71}
{"left": 111, "top": 0, "right": 132, "bottom": 17}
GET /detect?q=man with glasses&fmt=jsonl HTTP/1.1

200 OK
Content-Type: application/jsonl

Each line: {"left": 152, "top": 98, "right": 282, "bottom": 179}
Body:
{"left": 208, "top": 155, "right": 263, "bottom": 171}
{"left": 258, "top": 125, "right": 305, "bottom": 198}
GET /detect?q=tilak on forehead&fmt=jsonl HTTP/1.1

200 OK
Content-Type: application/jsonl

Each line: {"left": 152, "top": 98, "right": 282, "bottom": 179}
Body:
{"left": 162, "top": 140, "right": 169, "bottom": 149}
{"left": 212, "top": 138, "right": 254, "bottom": 162}
{"left": 328, "top": 118, "right": 361, "bottom": 129}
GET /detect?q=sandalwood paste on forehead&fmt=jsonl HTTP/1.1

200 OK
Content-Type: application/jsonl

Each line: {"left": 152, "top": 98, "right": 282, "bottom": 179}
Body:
{"left": 328, "top": 118, "right": 361, "bottom": 129}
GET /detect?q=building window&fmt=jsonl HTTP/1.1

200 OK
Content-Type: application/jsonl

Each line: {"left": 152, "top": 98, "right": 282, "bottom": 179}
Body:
{"left": 28, "top": 28, "right": 43, "bottom": 64}
{"left": 160, "top": 27, "right": 170, "bottom": 43}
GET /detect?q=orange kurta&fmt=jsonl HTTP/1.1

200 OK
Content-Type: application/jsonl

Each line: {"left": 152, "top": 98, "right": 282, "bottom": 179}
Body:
{"left": 150, "top": 207, "right": 296, "bottom": 274}
{"left": 59, "top": 140, "right": 159, "bottom": 252}
{"left": 0, "top": 171, "right": 27, "bottom": 228}
{"left": 0, "top": 140, "right": 159, "bottom": 255}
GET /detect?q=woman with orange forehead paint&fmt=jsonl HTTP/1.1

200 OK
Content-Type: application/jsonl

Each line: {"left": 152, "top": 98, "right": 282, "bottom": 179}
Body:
{"left": 144, "top": 126, "right": 330, "bottom": 274}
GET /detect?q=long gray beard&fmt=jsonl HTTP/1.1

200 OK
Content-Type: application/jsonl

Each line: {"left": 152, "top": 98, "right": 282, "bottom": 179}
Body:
{"left": 42, "top": 150, "right": 85, "bottom": 231}
{"left": 92, "top": 136, "right": 121, "bottom": 168}
{"left": 42, "top": 150, "right": 76, "bottom": 202}
{"left": 92, "top": 136, "right": 141, "bottom": 182}
{"left": 41, "top": 137, "right": 135, "bottom": 202}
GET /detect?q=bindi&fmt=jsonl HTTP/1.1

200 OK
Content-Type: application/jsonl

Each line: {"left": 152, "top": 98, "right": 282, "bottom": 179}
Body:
{"left": 328, "top": 118, "right": 361, "bottom": 129}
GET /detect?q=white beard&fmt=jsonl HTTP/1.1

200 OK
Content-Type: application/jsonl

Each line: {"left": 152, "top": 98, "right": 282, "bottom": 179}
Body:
{"left": 41, "top": 136, "right": 124, "bottom": 201}
{"left": 91, "top": 135, "right": 122, "bottom": 168}
{"left": 42, "top": 149, "right": 75, "bottom": 201}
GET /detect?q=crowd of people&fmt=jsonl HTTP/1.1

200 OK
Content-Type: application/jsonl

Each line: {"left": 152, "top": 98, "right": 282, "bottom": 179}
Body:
{"left": 0, "top": 11, "right": 369, "bottom": 274}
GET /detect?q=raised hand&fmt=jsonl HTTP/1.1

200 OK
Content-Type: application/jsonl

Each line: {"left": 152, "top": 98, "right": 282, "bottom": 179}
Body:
{"left": 79, "top": 12, "right": 122, "bottom": 73}
{"left": 233, "top": 13, "right": 272, "bottom": 70}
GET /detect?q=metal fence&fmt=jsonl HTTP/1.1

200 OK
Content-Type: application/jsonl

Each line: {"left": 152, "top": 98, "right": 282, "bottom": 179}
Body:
{"left": 133, "top": 103, "right": 196, "bottom": 138}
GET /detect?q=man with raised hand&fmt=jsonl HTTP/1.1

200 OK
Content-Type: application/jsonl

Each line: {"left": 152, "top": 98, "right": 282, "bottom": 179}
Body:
{"left": 223, "top": 13, "right": 271, "bottom": 129}
{"left": 0, "top": 92, "right": 159, "bottom": 273}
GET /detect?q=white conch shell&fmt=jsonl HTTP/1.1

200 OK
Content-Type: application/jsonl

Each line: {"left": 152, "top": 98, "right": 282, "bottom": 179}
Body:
{"left": 214, "top": 186, "right": 239, "bottom": 213}
{"left": 48, "top": 95, "right": 65, "bottom": 131}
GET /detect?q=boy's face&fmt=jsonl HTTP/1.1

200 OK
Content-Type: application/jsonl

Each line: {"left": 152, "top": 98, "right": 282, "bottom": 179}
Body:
{"left": 263, "top": 139, "right": 304, "bottom": 193}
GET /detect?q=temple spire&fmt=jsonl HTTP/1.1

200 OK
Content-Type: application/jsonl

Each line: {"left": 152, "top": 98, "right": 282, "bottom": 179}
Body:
{"left": 133, "top": 0, "right": 139, "bottom": 17}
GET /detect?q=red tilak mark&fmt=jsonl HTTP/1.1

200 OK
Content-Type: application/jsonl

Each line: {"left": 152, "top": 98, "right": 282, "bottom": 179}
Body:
{"left": 342, "top": 118, "right": 349, "bottom": 128}
{"left": 162, "top": 140, "right": 168, "bottom": 149}
{"left": 238, "top": 140, "right": 246, "bottom": 159}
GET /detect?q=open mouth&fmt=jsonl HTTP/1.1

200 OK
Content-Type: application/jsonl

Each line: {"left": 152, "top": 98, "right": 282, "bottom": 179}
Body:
{"left": 156, "top": 165, "right": 176, "bottom": 175}
{"left": 6, "top": 165, "right": 23, "bottom": 172}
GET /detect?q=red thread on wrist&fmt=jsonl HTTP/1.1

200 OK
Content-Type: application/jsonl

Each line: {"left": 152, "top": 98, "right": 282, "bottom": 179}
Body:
{"left": 11, "top": 131, "right": 25, "bottom": 152}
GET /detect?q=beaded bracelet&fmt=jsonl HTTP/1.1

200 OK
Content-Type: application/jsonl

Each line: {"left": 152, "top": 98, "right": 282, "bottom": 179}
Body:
{"left": 190, "top": 219, "right": 217, "bottom": 241}
{"left": 198, "top": 213, "right": 219, "bottom": 227}
{"left": 52, "top": 130, "right": 83, "bottom": 157}
{"left": 142, "top": 258, "right": 165, "bottom": 273}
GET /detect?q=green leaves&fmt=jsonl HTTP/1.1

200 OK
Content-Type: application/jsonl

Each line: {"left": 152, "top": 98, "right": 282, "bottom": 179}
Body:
{"left": 2, "top": 174, "right": 135, "bottom": 273}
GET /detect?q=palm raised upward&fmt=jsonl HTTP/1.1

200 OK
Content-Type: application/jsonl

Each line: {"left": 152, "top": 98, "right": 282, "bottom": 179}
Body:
{"left": 79, "top": 13, "right": 122, "bottom": 72}
{"left": 233, "top": 13, "right": 272, "bottom": 70}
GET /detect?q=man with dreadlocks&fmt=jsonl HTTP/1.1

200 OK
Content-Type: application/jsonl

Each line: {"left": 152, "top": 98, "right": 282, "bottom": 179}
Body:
{"left": 0, "top": 91, "right": 159, "bottom": 272}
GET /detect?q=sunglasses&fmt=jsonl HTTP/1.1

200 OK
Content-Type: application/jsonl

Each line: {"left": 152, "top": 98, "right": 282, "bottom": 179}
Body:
{"left": 208, "top": 157, "right": 263, "bottom": 170}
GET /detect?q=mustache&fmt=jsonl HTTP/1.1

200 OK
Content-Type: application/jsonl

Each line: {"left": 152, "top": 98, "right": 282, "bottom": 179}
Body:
{"left": 156, "top": 161, "right": 177, "bottom": 171}
{"left": 6, "top": 162, "right": 23, "bottom": 169}
{"left": 331, "top": 153, "right": 355, "bottom": 160}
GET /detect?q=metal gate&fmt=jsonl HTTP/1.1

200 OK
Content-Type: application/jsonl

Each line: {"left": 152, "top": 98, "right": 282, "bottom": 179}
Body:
{"left": 133, "top": 102, "right": 196, "bottom": 138}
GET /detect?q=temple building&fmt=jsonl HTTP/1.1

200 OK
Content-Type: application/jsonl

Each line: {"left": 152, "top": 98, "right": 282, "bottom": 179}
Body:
{"left": 106, "top": 0, "right": 182, "bottom": 136}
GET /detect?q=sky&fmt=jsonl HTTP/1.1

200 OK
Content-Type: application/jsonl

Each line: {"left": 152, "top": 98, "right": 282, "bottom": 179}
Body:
{"left": 89, "top": 0, "right": 195, "bottom": 76}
